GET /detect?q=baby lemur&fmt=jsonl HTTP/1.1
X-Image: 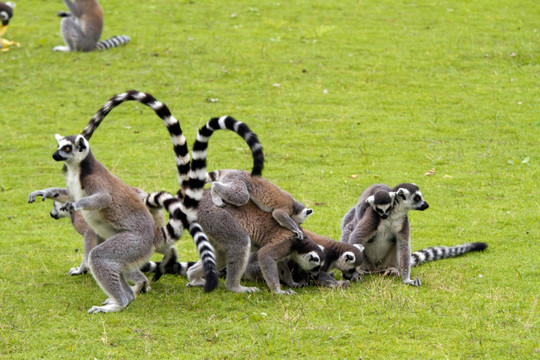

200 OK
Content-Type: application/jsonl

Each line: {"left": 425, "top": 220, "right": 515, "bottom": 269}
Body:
{"left": 206, "top": 169, "right": 313, "bottom": 240}
{"left": 341, "top": 183, "right": 487, "bottom": 286}
{"left": 53, "top": 0, "right": 130, "bottom": 52}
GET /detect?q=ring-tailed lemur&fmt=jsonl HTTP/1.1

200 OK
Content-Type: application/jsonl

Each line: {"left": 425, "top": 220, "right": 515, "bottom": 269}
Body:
{"left": 182, "top": 190, "right": 324, "bottom": 294}
{"left": 341, "top": 183, "right": 487, "bottom": 285}
{"left": 27, "top": 90, "right": 219, "bottom": 312}
{"left": 29, "top": 133, "right": 159, "bottom": 313}
{"left": 0, "top": 1, "right": 18, "bottom": 51}
{"left": 205, "top": 169, "right": 313, "bottom": 240}
{"left": 50, "top": 185, "right": 171, "bottom": 277}
{"left": 53, "top": 0, "right": 130, "bottom": 52}
{"left": 145, "top": 115, "right": 265, "bottom": 281}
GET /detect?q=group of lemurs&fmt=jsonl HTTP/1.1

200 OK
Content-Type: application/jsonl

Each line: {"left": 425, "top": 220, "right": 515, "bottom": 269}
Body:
{"left": 28, "top": 89, "right": 488, "bottom": 313}
{"left": 1, "top": 0, "right": 130, "bottom": 52}
{"left": 18, "top": 0, "right": 488, "bottom": 317}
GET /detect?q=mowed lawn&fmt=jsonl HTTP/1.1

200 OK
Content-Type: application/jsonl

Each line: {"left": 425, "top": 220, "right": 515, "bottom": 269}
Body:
{"left": 0, "top": 0, "right": 538, "bottom": 359}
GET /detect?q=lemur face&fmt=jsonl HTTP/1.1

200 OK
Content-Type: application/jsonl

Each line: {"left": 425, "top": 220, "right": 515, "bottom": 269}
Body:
{"left": 396, "top": 185, "right": 429, "bottom": 211}
{"left": 53, "top": 134, "right": 89, "bottom": 163}
{"left": 50, "top": 201, "right": 70, "bottom": 219}
{"left": 294, "top": 251, "right": 323, "bottom": 276}
{"left": 367, "top": 190, "right": 396, "bottom": 219}
{"left": 291, "top": 200, "right": 313, "bottom": 225}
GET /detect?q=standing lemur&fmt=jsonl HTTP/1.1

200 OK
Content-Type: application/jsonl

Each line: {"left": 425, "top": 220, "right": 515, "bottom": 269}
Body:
{"left": 28, "top": 90, "right": 225, "bottom": 312}
{"left": 206, "top": 169, "right": 313, "bottom": 240}
{"left": 341, "top": 183, "right": 488, "bottom": 286}
{"left": 53, "top": 0, "right": 130, "bottom": 52}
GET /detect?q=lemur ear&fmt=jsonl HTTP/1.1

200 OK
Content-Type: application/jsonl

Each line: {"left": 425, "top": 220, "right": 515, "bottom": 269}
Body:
{"left": 353, "top": 244, "right": 365, "bottom": 252}
{"left": 54, "top": 134, "right": 64, "bottom": 142}
{"left": 396, "top": 188, "right": 409, "bottom": 200}
{"left": 75, "top": 135, "right": 87, "bottom": 152}
{"left": 389, "top": 191, "right": 396, "bottom": 201}
{"left": 366, "top": 195, "right": 375, "bottom": 206}
{"left": 318, "top": 245, "right": 325, "bottom": 252}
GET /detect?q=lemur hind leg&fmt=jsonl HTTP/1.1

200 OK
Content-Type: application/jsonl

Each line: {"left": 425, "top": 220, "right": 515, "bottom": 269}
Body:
{"left": 86, "top": 232, "right": 153, "bottom": 313}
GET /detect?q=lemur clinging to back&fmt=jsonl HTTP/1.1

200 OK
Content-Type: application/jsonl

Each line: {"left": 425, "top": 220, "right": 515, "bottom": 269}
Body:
{"left": 206, "top": 169, "right": 313, "bottom": 240}
{"left": 341, "top": 183, "right": 488, "bottom": 285}
{"left": 0, "top": 2, "right": 19, "bottom": 51}
{"left": 28, "top": 91, "right": 222, "bottom": 312}
{"left": 53, "top": 0, "right": 130, "bottom": 52}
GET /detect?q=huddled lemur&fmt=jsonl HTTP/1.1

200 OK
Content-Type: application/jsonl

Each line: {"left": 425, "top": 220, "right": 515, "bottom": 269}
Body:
{"left": 244, "top": 229, "right": 362, "bottom": 289}
{"left": 53, "top": 0, "right": 130, "bottom": 52}
{"left": 28, "top": 90, "right": 224, "bottom": 312}
{"left": 186, "top": 190, "right": 324, "bottom": 294}
{"left": 0, "top": 1, "right": 18, "bottom": 50}
{"left": 146, "top": 116, "right": 323, "bottom": 294}
{"left": 341, "top": 183, "right": 488, "bottom": 286}
{"left": 206, "top": 169, "right": 313, "bottom": 240}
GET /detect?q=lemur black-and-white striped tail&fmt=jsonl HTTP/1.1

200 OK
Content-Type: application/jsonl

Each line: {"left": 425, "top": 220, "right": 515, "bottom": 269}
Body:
{"left": 186, "top": 115, "right": 264, "bottom": 199}
{"left": 147, "top": 115, "right": 264, "bottom": 290}
{"left": 411, "top": 242, "right": 488, "bottom": 267}
{"left": 141, "top": 260, "right": 196, "bottom": 277}
{"left": 82, "top": 90, "right": 218, "bottom": 292}
{"left": 96, "top": 35, "right": 131, "bottom": 51}
{"left": 81, "top": 90, "right": 191, "bottom": 188}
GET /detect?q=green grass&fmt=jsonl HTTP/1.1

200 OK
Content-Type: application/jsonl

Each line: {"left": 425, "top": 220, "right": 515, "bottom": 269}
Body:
{"left": 1, "top": 0, "right": 538, "bottom": 358}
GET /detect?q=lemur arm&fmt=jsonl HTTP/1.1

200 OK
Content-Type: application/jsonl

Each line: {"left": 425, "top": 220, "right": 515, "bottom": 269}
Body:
{"left": 62, "top": 191, "right": 112, "bottom": 212}
{"left": 397, "top": 219, "right": 421, "bottom": 286}
{"left": 272, "top": 209, "right": 303, "bottom": 240}
{"left": 62, "top": 0, "right": 81, "bottom": 18}
{"left": 28, "top": 188, "right": 72, "bottom": 203}
{"left": 257, "top": 242, "right": 297, "bottom": 295}
{"left": 210, "top": 181, "right": 250, "bottom": 207}
{"left": 277, "top": 260, "right": 304, "bottom": 288}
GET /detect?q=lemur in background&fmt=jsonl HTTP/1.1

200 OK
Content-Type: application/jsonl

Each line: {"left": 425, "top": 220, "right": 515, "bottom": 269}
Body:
{"left": 206, "top": 169, "right": 313, "bottom": 240}
{"left": 53, "top": 0, "right": 130, "bottom": 52}
{"left": 28, "top": 91, "right": 222, "bottom": 312}
{"left": 341, "top": 183, "right": 487, "bottom": 285}
{"left": 0, "top": 2, "right": 18, "bottom": 51}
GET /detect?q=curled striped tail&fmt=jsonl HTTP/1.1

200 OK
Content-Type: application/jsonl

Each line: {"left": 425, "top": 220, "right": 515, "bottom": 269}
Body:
{"left": 411, "top": 242, "right": 488, "bottom": 267}
{"left": 184, "top": 115, "right": 265, "bottom": 204}
{"left": 146, "top": 191, "right": 218, "bottom": 292}
{"left": 96, "top": 35, "right": 131, "bottom": 51}
{"left": 81, "top": 90, "right": 191, "bottom": 189}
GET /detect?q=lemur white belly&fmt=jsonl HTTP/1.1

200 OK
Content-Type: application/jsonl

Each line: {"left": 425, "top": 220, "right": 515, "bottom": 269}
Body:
{"left": 66, "top": 166, "right": 117, "bottom": 239}
{"left": 364, "top": 218, "right": 402, "bottom": 263}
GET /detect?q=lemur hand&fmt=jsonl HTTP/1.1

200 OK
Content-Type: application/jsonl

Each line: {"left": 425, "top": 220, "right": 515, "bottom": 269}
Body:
{"left": 293, "top": 229, "right": 304, "bottom": 240}
{"left": 60, "top": 202, "right": 76, "bottom": 213}
{"left": 28, "top": 190, "right": 55, "bottom": 203}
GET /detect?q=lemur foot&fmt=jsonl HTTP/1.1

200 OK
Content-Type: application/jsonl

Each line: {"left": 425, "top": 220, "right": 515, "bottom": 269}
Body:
{"left": 228, "top": 285, "right": 260, "bottom": 293}
{"left": 187, "top": 278, "right": 206, "bottom": 287}
{"left": 69, "top": 266, "right": 88, "bottom": 276}
{"left": 88, "top": 303, "right": 124, "bottom": 314}
{"left": 274, "top": 288, "right": 297, "bottom": 295}
{"left": 404, "top": 277, "right": 422, "bottom": 287}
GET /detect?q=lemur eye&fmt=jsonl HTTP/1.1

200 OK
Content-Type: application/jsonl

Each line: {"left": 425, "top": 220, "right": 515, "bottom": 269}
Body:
{"left": 64, "top": 146, "right": 71, "bottom": 152}
{"left": 414, "top": 195, "right": 421, "bottom": 202}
